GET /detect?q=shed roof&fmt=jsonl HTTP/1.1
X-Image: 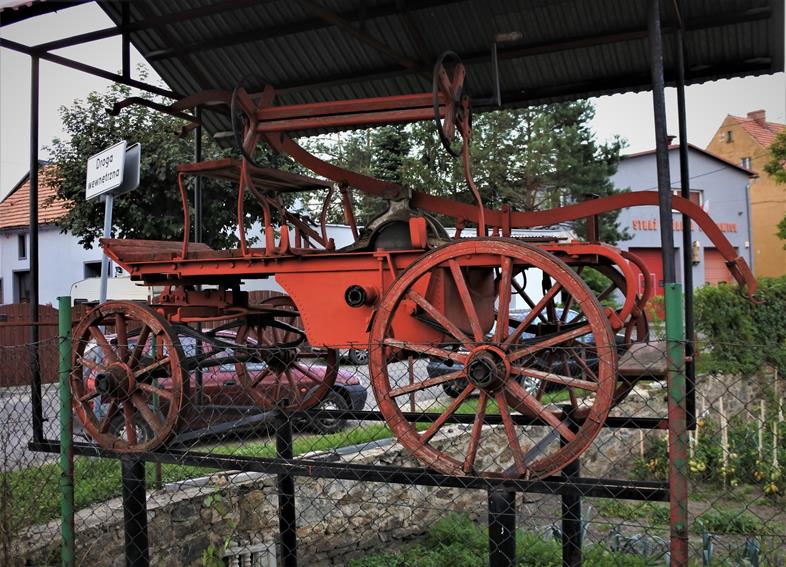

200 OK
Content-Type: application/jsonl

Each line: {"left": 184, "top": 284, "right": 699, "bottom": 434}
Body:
{"left": 2, "top": 1, "right": 784, "bottom": 138}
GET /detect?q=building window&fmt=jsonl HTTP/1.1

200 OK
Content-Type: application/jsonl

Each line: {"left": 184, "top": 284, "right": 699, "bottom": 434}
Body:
{"left": 725, "top": 130, "right": 733, "bottom": 143}
{"left": 673, "top": 189, "right": 703, "bottom": 207}
{"left": 13, "top": 271, "right": 31, "bottom": 303}
{"left": 18, "top": 234, "right": 26, "bottom": 259}
{"left": 0, "top": 278, "right": 3, "bottom": 305}
{"left": 741, "top": 157, "right": 752, "bottom": 169}
{"left": 84, "top": 261, "right": 102, "bottom": 278}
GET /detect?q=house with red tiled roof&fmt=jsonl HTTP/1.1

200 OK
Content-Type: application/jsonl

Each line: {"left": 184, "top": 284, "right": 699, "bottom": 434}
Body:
{"left": 707, "top": 110, "right": 786, "bottom": 277}
{"left": 0, "top": 164, "right": 107, "bottom": 305}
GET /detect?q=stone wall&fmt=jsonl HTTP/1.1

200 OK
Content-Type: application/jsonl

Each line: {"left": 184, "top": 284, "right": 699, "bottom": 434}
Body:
{"left": 15, "top": 373, "right": 766, "bottom": 567}
{"left": 11, "top": 431, "right": 493, "bottom": 567}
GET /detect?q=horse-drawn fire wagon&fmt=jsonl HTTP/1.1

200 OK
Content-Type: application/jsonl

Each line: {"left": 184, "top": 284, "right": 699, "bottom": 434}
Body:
{"left": 71, "top": 53, "right": 755, "bottom": 480}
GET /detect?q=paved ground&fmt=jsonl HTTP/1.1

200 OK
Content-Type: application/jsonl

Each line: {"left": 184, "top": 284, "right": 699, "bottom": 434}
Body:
{"left": 349, "top": 358, "right": 448, "bottom": 412}
{"left": 1, "top": 383, "right": 60, "bottom": 471}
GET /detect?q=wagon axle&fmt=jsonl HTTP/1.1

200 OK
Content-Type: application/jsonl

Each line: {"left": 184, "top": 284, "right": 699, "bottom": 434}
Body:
{"left": 94, "top": 364, "right": 134, "bottom": 398}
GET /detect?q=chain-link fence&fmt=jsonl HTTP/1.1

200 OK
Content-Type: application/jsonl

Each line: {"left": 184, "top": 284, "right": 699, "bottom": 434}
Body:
{"left": 3, "top": 330, "right": 785, "bottom": 566}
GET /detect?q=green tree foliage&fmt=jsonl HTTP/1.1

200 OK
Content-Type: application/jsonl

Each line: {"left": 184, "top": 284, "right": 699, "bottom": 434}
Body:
{"left": 365, "top": 125, "right": 411, "bottom": 219}
{"left": 694, "top": 276, "right": 786, "bottom": 374}
{"left": 764, "top": 129, "right": 786, "bottom": 185}
{"left": 403, "top": 100, "right": 627, "bottom": 242}
{"left": 48, "top": 82, "right": 254, "bottom": 250}
{"left": 304, "top": 101, "right": 627, "bottom": 242}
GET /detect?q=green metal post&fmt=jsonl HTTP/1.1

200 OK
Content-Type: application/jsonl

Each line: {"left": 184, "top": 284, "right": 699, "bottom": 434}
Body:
{"left": 151, "top": 335, "right": 162, "bottom": 488}
{"left": 665, "top": 283, "right": 689, "bottom": 564}
{"left": 58, "top": 296, "right": 74, "bottom": 567}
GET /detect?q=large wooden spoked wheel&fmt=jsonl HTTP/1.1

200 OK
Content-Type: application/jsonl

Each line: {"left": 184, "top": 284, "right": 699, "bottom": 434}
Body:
{"left": 235, "top": 296, "right": 338, "bottom": 411}
{"left": 71, "top": 301, "right": 188, "bottom": 452}
{"left": 369, "top": 238, "right": 616, "bottom": 479}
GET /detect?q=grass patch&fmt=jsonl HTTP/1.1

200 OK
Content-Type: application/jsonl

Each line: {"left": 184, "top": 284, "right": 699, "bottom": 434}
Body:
{"left": 592, "top": 499, "right": 669, "bottom": 526}
{"left": 2, "top": 423, "right": 398, "bottom": 529}
{"left": 452, "top": 397, "right": 501, "bottom": 414}
{"left": 446, "top": 389, "right": 575, "bottom": 415}
{"left": 348, "top": 513, "right": 660, "bottom": 567}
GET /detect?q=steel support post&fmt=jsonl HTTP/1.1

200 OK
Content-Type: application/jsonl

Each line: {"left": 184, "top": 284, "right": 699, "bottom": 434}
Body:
{"left": 121, "top": 1, "right": 130, "bottom": 80}
{"left": 98, "top": 194, "right": 115, "bottom": 304}
{"left": 675, "top": 29, "right": 696, "bottom": 427}
{"left": 488, "top": 489, "right": 516, "bottom": 567}
{"left": 58, "top": 297, "right": 74, "bottom": 567}
{"left": 193, "top": 108, "right": 204, "bottom": 405}
{"left": 665, "top": 284, "right": 689, "bottom": 565}
{"left": 649, "top": 2, "right": 689, "bottom": 564}
{"left": 29, "top": 55, "right": 43, "bottom": 442}
{"left": 561, "top": 413, "right": 582, "bottom": 567}
{"left": 121, "top": 457, "right": 150, "bottom": 567}
{"left": 276, "top": 415, "right": 298, "bottom": 567}
{"left": 648, "top": 0, "right": 676, "bottom": 284}
{"left": 193, "top": 107, "right": 203, "bottom": 243}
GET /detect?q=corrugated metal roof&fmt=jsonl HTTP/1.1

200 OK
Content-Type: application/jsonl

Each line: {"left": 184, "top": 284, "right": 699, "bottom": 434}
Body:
{"left": 6, "top": 1, "right": 783, "bottom": 137}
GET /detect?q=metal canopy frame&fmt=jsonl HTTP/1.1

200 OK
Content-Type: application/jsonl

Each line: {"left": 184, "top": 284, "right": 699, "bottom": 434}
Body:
{"left": 2, "top": 0, "right": 782, "bottom": 565}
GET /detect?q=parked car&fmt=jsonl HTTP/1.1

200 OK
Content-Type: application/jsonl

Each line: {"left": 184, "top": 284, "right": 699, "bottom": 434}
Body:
{"left": 343, "top": 347, "right": 369, "bottom": 366}
{"left": 76, "top": 330, "right": 366, "bottom": 441}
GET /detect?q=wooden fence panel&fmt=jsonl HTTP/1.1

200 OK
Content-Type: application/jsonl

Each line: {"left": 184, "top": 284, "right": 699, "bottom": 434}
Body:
{"left": 0, "top": 303, "right": 89, "bottom": 388}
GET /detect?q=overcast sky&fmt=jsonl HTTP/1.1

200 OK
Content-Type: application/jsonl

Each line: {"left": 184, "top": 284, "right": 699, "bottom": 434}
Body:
{"left": 1, "top": 2, "right": 784, "bottom": 200}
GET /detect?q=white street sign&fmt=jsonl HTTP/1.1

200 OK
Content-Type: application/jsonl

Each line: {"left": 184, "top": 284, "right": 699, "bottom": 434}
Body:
{"left": 85, "top": 140, "right": 127, "bottom": 201}
{"left": 116, "top": 143, "right": 141, "bottom": 196}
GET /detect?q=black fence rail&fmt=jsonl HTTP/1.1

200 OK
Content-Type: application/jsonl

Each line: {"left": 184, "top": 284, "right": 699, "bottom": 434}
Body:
{"left": 2, "top": 337, "right": 785, "bottom": 567}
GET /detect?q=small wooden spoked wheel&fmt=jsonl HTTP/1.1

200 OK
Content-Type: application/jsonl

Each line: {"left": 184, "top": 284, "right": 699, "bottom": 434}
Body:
{"left": 235, "top": 296, "right": 339, "bottom": 411}
{"left": 369, "top": 238, "right": 616, "bottom": 479}
{"left": 432, "top": 50, "right": 469, "bottom": 157}
{"left": 71, "top": 301, "right": 189, "bottom": 452}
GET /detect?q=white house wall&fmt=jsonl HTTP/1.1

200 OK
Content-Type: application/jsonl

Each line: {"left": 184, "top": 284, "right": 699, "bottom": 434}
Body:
{"left": 0, "top": 226, "right": 105, "bottom": 306}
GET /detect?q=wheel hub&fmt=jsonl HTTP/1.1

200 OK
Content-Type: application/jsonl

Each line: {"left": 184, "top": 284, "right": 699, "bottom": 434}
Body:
{"left": 465, "top": 346, "right": 510, "bottom": 392}
{"left": 267, "top": 347, "right": 298, "bottom": 372}
{"left": 94, "top": 363, "right": 134, "bottom": 399}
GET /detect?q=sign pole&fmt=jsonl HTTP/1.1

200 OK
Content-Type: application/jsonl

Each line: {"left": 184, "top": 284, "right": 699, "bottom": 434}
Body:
{"left": 86, "top": 141, "right": 139, "bottom": 304}
{"left": 99, "top": 194, "right": 114, "bottom": 304}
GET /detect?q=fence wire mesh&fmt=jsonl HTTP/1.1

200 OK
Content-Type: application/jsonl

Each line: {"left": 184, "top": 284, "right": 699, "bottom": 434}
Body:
{"left": 2, "top": 331, "right": 785, "bottom": 566}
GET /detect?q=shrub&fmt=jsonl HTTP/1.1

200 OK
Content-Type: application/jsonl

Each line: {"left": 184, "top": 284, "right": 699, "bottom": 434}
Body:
{"left": 349, "top": 513, "right": 668, "bottom": 567}
{"left": 632, "top": 416, "right": 786, "bottom": 497}
{"left": 694, "top": 276, "right": 786, "bottom": 375}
